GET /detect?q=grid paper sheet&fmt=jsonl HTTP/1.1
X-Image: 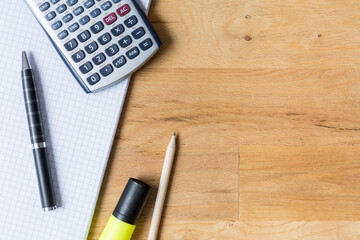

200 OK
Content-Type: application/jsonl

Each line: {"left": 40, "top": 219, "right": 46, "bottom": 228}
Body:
{"left": 0, "top": 0, "right": 150, "bottom": 239}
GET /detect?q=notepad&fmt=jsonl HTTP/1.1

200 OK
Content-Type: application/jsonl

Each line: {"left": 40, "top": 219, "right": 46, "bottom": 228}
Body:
{"left": 0, "top": 0, "right": 151, "bottom": 239}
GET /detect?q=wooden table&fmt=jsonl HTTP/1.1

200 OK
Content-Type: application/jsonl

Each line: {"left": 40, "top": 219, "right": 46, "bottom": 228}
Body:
{"left": 88, "top": 0, "right": 360, "bottom": 239}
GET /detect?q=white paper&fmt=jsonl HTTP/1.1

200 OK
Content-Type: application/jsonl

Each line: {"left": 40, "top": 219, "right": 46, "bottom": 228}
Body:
{"left": 0, "top": 0, "right": 150, "bottom": 239}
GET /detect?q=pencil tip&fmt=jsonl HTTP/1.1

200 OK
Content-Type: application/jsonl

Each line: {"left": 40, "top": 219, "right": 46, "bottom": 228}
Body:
{"left": 173, "top": 132, "right": 176, "bottom": 136}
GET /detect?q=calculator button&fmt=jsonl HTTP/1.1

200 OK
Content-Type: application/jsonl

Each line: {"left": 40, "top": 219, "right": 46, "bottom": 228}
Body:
{"left": 103, "top": 13, "right": 117, "bottom": 25}
{"left": 45, "top": 11, "right": 56, "bottom": 21}
{"left": 64, "top": 39, "right": 78, "bottom": 51}
{"left": 131, "top": 27, "right": 145, "bottom": 39}
{"left": 50, "top": 0, "right": 60, "bottom": 4}
{"left": 98, "top": 33, "right": 112, "bottom": 45}
{"left": 51, "top": 20, "right": 63, "bottom": 30}
{"left": 58, "top": 30, "right": 69, "bottom": 40}
{"left": 126, "top": 47, "right": 140, "bottom": 59}
{"left": 67, "top": 0, "right": 78, "bottom": 7}
{"left": 84, "top": 0, "right": 95, "bottom": 9}
{"left": 119, "top": 35, "right": 132, "bottom": 48}
{"left": 90, "top": 8, "right": 101, "bottom": 18}
{"left": 105, "top": 44, "right": 119, "bottom": 56}
{"left": 111, "top": 24, "right": 124, "bottom": 36}
{"left": 112, "top": 0, "right": 121, "bottom": 3}
{"left": 72, "top": 50, "right": 86, "bottom": 63}
{"left": 116, "top": 4, "right": 130, "bottom": 17}
{"left": 39, "top": 2, "right": 50, "bottom": 12}
{"left": 79, "top": 62, "right": 93, "bottom": 74}
{"left": 90, "top": 21, "right": 104, "bottom": 34}
{"left": 113, "top": 55, "right": 126, "bottom": 68}
{"left": 79, "top": 15, "right": 90, "bottom": 25}
{"left": 100, "top": 64, "right": 113, "bottom": 77}
{"left": 73, "top": 6, "right": 84, "bottom": 16}
{"left": 87, "top": 73, "right": 101, "bottom": 85}
{"left": 62, "top": 13, "right": 73, "bottom": 23}
{"left": 139, "top": 38, "right": 153, "bottom": 50}
{"left": 101, "top": 1, "right": 112, "bottom": 11}
{"left": 77, "top": 30, "right": 91, "bottom": 43}
{"left": 92, "top": 53, "right": 106, "bottom": 65}
{"left": 124, "top": 15, "right": 137, "bottom": 28}
{"left": 56, "top": 4, "right": 67, "bottom": 14}
{"left": 68, "top": 23, "right": 79, "bottom": 32}
{"left": 85, "top": 41, "right": 98, "bottom": 54}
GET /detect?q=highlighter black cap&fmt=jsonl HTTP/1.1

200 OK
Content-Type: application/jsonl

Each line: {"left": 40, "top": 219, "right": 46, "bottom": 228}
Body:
{"left": 113, "top": 178, "right": 152, "bottom": 225}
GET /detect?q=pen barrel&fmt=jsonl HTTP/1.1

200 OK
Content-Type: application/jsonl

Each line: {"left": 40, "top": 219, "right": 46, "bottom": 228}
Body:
{"left": 21, "top": 69, "right": 45, "bottom": 144}
{"left": 21, "top": 69, "right": 56, "bottom": 210}
{"left": 33, "top": 147, "right": 56, "bottom": 209}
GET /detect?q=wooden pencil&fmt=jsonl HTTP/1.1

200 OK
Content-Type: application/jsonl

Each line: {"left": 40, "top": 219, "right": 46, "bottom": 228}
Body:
{"left": 147, "top": 133, "right": 177, "bottom": 240}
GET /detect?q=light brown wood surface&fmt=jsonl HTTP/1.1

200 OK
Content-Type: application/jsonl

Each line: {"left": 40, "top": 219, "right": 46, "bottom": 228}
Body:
{"left": 88, "top": 0, "right": 360, "bottom": 239}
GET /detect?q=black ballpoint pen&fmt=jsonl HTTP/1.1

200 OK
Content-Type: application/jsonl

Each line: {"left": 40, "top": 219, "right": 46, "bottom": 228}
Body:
{"left": 21, "top": 51, "right": 57, "bottom": 212}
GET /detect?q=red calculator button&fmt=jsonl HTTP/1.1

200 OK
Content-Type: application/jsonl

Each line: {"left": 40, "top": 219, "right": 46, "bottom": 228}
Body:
{"left": 116, "top": 4, "right": 130, "bottom": 16}
{"left": 103, "top": 13, "right": 117, "bottom": 25}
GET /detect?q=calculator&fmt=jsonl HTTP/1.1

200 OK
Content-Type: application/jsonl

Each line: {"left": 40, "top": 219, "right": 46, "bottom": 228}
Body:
{"left": 24, "top": 0, "right": 161, "bottom": 93}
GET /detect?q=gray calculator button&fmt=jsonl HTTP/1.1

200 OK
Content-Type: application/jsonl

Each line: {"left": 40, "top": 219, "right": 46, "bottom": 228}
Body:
{"left": 119, "top": 35, "right": 132, "bottom": 48}
{"left": 85, "top": 41, "right": 98, "bottom": 54}
{"left": 84, "top": 0, "right": 95, "bottom": 9}
{"left": 50, "top": 0, "right": 60, "bottom": 4}
{"left": 58, "top": 30, "right": 69, "bottom": 40}
{"left": 126, "top": 47, "right": 140, "bottom": 59}
{"left": 139, "top": 38, "right": 153, "bottom": 50}
{"left": 131, "top": 27, "right": 145, "bottom": 39}
{"left": 39, "top": 2, "right": 50, "bottom": 12}
{"left": 112, "top": 0, "right": 121, "bottom": 3}
{"left": 87, "top": 73, "right": 101, "bottom": 85}
{"left": 62, "top": 13, "right": 73, "bottom": 23}
{"left": 92, "top": 53, "right": 106, "bottom": 65}
{"left": 67, "top": 0, "right": 78, "bottom": 7}
{"left": 73, "top": 6, "right": 84, "bottom": 16}
{"left": 101, "top": 1, "right": 112, "bottom": 11}
{"left": 51, "top": 20, "right": 63, "bottom": 30}
{"left": 105, "top": 44, "right": 119, "bottom": 56}
{"left": 124, "top": 15, "right": 137, "bottom": 28}
{"left": 64, "top": 39, "right": 78, "bottom": 51}
{"left": 56, "top": 4, "right": 67, "bottom": 14}
{"left": 77, "top": 30, "right": 91, "bottom": 43}
{"left": 79, "top": 62, "right": 93, "bottom": 74}
{"left": 68, "top": 23, "right": 79, "bottom": 32}
{"left": 79, "top": 15, "right": 90, "bottom": 25}
{"left": 45, "top": 11, "right": 56, "bottom": 21}
{"left": 98, "top": 33, "right": 112, "bottom": 45}
{"left": 113, "top": 55, "right": 126, "bottom": 68}
{"left": 90, "top": 21, "right": 104, "bottom": 34}
{"left": 99, "top": 64, "right": 113, "bottom": 77}
{"left": 90, "top": 8, "right": 101, "bottom": 18}
{"left": 110, "top": 24, "right": 124, "bottom": 36}
{"left": 72, "top": 50, "right": 85, "bottom": 62}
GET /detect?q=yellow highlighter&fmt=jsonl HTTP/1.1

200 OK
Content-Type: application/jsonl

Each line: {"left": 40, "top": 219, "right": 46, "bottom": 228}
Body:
{"left": 99, "top": 178, "right": 151, "bottom": 240}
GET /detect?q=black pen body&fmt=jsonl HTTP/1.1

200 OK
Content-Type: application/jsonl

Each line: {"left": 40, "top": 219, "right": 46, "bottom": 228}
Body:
{"left": 21, "top": 67, "right": 57, "bottom": 211}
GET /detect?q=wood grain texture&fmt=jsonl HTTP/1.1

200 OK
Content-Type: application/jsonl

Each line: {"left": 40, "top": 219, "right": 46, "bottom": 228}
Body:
{"left": 88, "top": 0, "right": 360, "bottom": 239}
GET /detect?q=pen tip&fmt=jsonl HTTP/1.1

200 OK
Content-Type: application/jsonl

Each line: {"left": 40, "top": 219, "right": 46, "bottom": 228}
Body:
{"left": 173, "top": 132, "right": 176, "bottom": 136}
{"left": 22, "top": 51, "right": 31, "bottom": 70}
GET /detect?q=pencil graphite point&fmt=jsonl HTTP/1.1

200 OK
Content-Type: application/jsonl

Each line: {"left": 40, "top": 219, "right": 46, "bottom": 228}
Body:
{"left": 173, "top": 132, "right": 176, "bottom": 136}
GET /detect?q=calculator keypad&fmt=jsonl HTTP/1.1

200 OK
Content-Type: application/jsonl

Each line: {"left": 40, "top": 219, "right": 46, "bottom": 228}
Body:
{"left": 33, "top": 0, "right": 161, "bottom": 92}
